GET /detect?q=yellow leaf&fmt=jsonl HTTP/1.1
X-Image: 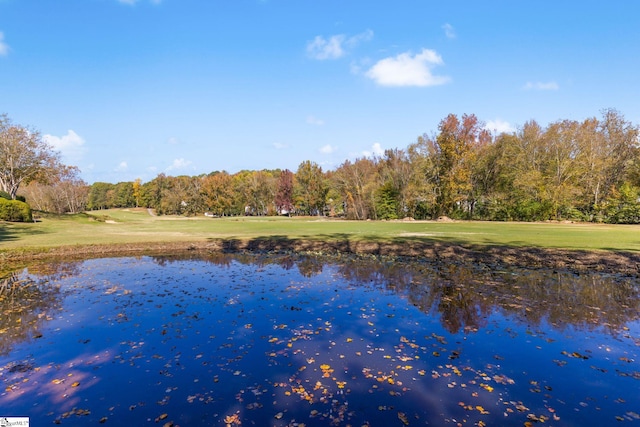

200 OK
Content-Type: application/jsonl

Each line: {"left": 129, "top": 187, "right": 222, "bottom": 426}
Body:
{"left": 480, "top": 383, "right": 494, "bottom": 392}
{"left": 397, "top": 411, "right": 410, "bottom": 426}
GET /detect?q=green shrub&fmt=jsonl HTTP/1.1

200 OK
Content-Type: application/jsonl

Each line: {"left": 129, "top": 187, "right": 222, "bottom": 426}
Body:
{"left": 604, "top": 183, "right": 640, "bottom": 224}
{"left": 0, "top": 191, "right": 26, "bottom": 203}
{"left": 0, "top": 198, "right": 33, "bottom": 222}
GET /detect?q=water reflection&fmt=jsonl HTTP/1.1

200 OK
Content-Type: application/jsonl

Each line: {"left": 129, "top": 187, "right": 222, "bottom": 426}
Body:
{"left": 0, "top": 253, "right": 637, "bottom": 426}
{"left": 3, "top": 253, "right": 636, "bottom": 357}
{"left": 150, "top": 252, "right": 640, "bottom": 334}
{"left": 0, "top": 263, "right": 74, "bottom": 355}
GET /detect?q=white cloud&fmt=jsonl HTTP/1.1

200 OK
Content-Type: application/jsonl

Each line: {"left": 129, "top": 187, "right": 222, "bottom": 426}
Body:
{"left": 485, "top": 119, "right": 515, "bottom": 134}
{"left": 167, "top": 136, "right": 180, "bottom": 145}
{"left": 0, "top": 32, "right": 9, "bottom": 56}
{"left": 166, "top": 158, "right": 192, "bottom": 171}
{"left": 346, "top": 29, "right": 374, "bottom": 47}
{"left": 307, "top": 30, "right": 373, "bottom": 60}
{"left": 362, "top": 142, "right": 384, "bottom": 158}
{"left": 306, "top": 115, "right": 325, "bottom": 126}
{"left": 320, "top": 144, "right": 336, "bottom": 154}
{"left": 115, "top": 161, "right": 128, "bottom": 171}
{"left": 523, "top": 81, "right": 559, "bottom": 91}
{"left": 273, "top": 142, "right": 288, "bottom": 150}
{"left": 43, "top": 130, "right": 86, "bottom": 163}
{"left": 442, "top": 23, "right": 456, "bottom": 39}
{"left": 365, "top": 49, "right": 451, "bottom": 87}
{"left": 349, "top": 57, "right": 373, "bottom": 76}
{"left": 307, "top": 35, "right": 345, "bottom": 60}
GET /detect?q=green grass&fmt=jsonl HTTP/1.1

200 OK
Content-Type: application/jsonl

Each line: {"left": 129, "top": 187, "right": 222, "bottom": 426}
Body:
{"left": 2, "top": 208, "right": 640, "bottom": 253}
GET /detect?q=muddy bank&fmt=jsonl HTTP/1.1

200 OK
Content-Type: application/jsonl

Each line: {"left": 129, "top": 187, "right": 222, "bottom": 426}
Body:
{"left": 2, "top": 237, "right": 639, "bottom": 276}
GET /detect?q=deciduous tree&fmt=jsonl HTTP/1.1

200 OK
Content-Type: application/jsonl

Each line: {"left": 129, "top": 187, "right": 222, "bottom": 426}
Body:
{"left": 22, "top": 165, "right": 88, "bottom": 213}
{"left": 430, "top": 114, "right": 488, "bottom": 217}
{"left": 202, "top": 171, "right": 234, "bottom": 216}
{"left": 295, "top": 161, "right": 327, "bottom": 216}
{"left": 0, "top": 114, "right": 62, "bottom": 199}
{"left": 331, "top": 158, "right": 377, "bottom": 220}
{"left": 275, "top": 169, "right": 294, "bottom": 215}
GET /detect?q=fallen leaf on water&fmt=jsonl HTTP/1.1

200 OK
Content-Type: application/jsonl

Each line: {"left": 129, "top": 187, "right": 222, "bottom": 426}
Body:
{"left": 223, "top": 412, "right": 241, "bottom": 426}
{"left": 397, "top": 411, "right": 409, "bottom": 425}
{"left": 480, "top": 383, "right": 494, "bottom": 392}
{"left": 476, "top": 405, "right": 489, "bottom": 414}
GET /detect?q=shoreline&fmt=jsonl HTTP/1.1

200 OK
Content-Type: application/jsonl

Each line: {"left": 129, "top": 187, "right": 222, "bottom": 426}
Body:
{"left": 2, "top": 238, "right": 639, "bottom": 276}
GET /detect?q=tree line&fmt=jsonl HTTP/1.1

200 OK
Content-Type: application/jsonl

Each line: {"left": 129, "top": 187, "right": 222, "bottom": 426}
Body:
{"left": 4, "top": 109, "right": 640, "bottom": 223}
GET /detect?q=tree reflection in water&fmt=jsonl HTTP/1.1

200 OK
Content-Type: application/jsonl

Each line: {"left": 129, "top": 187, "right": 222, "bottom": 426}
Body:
{"left": 0, "top": 262, "right": 78, "bottom": 355}
{"left": 150, "top": 252, "right": 638, "bottom": 335}
{"left": 0, "top": 253, "right": 637, "bottom": 426}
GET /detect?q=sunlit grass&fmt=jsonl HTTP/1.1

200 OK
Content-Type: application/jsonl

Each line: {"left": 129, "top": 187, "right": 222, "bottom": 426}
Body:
{"left": 1, "top": 208, "right": 640, "bottom": 253}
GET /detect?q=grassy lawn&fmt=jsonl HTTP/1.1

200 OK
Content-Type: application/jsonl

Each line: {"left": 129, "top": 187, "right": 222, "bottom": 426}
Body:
{"left": 1, "top": 208, "right": 640, "bottom": 253}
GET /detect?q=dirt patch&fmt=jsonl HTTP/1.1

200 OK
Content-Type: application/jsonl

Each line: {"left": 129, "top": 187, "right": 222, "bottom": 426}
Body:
{"left": 2, "top": 238, "right": 638, "bottom": 276}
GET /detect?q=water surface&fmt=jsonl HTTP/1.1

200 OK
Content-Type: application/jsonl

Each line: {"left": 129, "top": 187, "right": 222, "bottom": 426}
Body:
{"left": 1, "top": 253, "right": 638, "bottom": 426}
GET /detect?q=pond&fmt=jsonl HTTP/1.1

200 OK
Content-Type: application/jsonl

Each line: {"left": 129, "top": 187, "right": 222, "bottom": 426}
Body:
{"left": 0, "top": 253, "right": 639, "bottom": 426}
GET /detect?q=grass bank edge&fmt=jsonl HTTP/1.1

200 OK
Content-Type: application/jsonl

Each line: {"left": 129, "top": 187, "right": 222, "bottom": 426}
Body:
{"left": 3, "top": 236, "right": 640, "bottom": 279}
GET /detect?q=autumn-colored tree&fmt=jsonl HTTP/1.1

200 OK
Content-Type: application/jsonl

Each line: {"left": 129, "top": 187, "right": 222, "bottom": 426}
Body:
{"left": 157, "top": 177, "right": 183, "bottom": 215}
{"left": 430, "top": 114, "right": 489, "bottom": 218}
{"left": 22, "top": 165, "right": 88, "bottom": 213}
{"left": 376, "top": 149, "right": 412, "bottom": 219}
{"left": 406, "top": 135, "right": 439, "bottom": 219}
{"left": 132, "top": 178, "right": 142, "bottom": 208}
{"left": 246, "top": 170, "right": 277, "bottom": 216}
{"left": 576, "top": 109, "right": 639, "bottom": 219}
{"left": 44, "top": 109, "right": 640, "bottom": 224}
{"left": 231, "top": 171, "right": 253, "bottom": 214}
{"left": 295, "top": 161, "right": 328, "bottom": 216}
{"left": 490, "top": 121, "right": 553, "bottom": 220}
{"left": 202, "top": 171, "right": 234, "bottom": 216}
{"left": 330, "top": 158, "right": 377, "bottom": 219}
{"left": 275, "top": 169, "right": 294, "bottom": 215}
{"left": 541, "top": 120, "right": 582, "bottom": 219}
{"left": 0, "top": 114, "right": 63, "bottom": 199}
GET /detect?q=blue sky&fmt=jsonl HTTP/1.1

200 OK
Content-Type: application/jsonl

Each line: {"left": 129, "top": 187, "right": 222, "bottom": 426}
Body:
{"left": 1, "top": 0, "right": 639, "bottom": 184}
